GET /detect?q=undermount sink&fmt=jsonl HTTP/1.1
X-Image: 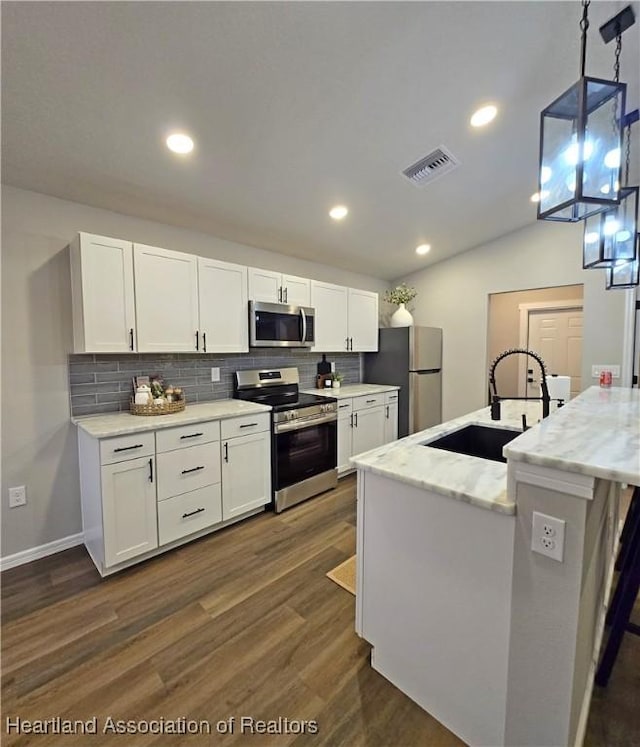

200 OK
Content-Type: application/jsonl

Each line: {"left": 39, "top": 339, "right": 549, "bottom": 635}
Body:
{"left": 424, "top": 424, "right": 521, "bottom": 463}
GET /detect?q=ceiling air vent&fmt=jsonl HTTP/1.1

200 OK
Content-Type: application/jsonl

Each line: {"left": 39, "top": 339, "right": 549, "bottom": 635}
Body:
{"left": 402, "top": 146, "right": 460, "bottom": 187}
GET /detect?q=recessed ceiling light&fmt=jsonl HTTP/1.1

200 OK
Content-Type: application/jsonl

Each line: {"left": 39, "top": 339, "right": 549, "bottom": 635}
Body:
{"left": 329, "top": 205, "right": 348, "bottom": 220}
{"left": 470, "top": 105, "right": 498, "bottom": 128}
{"left": 166, "top": 132, "right": 194, "bottom": 154}
{"left": 415, "top": 244, "right": 431, "bottom": 255}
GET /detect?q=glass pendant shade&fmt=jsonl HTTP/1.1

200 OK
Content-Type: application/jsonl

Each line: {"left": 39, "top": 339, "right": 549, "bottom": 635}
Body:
{"left": 583, "top": 186, "right": 639, "bottom": 268}
{"left": 538, "top": 76, "right": 626, "bottom": 222}
{"left": 606, "top": 245, "right": 640, "bottom": 288}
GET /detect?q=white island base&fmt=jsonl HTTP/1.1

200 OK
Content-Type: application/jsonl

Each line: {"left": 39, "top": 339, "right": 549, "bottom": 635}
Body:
{"left": 353, "top": 388, "right": 637, "bottom": 747}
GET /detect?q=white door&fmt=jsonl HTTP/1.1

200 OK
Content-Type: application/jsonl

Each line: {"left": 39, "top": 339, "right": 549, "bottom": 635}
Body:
{"left": 384, "top": 401, "right": 399, "bottom": 444}
{"left": 221, "top": 431, "right": 271, "bottom": 520}
{"left": 337, "top": 413, "right": 354, "bottom": 474}
{"left": 352, "top": 407, "right": 386, "bottom": 457}
{"left": 198, "top": 257, "right": 248, "bottom": 353}
{"left": 71, "top": 233, "right": 136, "bottom": 352}
{"left": 348, "top": 288, "right": 379, "bottom": 352}
{"left": 311, "top": 281, "right": 349, "bottom": 352}
{"left": 101, "top": 456, "right": 158, "bottom": 567}
{"left": 526, "top": 308, "right": 583, "bottom": 398}
{"left": 248, "top": 268, "right": 282, "bottom": 303}
{"left": 134, "top": 244, "right": 199, "bottom": 352}
{"left": 282, "top": 274, "right": 311, "bottom": 306}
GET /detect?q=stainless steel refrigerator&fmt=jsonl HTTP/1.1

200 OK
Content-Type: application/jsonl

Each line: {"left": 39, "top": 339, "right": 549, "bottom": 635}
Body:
{"left": 364, "top": 326, "right": 442, "bottom": 437}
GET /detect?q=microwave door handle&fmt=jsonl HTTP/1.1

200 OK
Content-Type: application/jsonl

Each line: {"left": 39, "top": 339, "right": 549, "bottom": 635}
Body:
{"left": 300, "top": 308, "right": 307, "bottom": 343}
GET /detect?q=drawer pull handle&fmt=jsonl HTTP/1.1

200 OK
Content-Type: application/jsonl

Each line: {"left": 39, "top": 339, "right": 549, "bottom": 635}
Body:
{"left": 339, "top": 404, "right": 350, "bottom": 409}
{"left": 224, "top": 442, "right": 229, "bottom": 462}
{"left": 386, "top": 405, "right": 389, "bottom": 418}
{"left": 180, "top": 432, "right": 204, "bottom": 440}
{"left": 114, "top": 444, "right": 144, "bottom": 452}
{"left": 181, "top": 466, "right": 205, "bottom": 474}
{"left": 366, "top": 399, "right": 376, "bottom": 403}
{"left": 182, "top": 507, "right": 205, "bottom": 519}
{"left": 240, "top": 422, "right": 258, "bottom": 428}
{"left": 148, "top": 458, "right": 153, "bottom": 482}
{"left": 353, "top": 412, "right": 358, "bottom": 427}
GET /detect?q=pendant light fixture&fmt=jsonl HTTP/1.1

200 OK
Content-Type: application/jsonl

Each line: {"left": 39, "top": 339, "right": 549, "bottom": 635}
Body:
{"left": 537, "top": 0, "right": 627, "bottom": 222}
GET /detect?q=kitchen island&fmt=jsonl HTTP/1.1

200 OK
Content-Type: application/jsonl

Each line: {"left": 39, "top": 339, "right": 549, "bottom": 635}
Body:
{"left": 352, "top": 387, "right": 640, "bottom": 747}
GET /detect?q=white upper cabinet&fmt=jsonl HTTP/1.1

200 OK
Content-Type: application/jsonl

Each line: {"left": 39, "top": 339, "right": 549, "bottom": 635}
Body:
{"left": 248, "top": 268, "right": 311, "bottom": 306}
{"left": 198, "top": 258, "right": 248, "bottom": 353}
{"left": 70, "top": 233, "right": 136, "bottom": 353}
{"left": 311, "top": 281, "right": 349, "bottom": 352}
{"left": 311, "top": 281, "right": 378, "bottom": 352}
{"left": 348, "top": 288, "right": 379, "bottom": 352}
{"left": 134, "top": 244, "right": 199, "bottom": 353}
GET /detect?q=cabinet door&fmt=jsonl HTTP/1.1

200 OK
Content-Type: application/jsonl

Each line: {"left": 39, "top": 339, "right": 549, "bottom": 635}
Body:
{"left": 348, "top": 288, "right": 379, "bottom": 352}
{"left": 384, "top": 402, "right": 399, "bottom": 444}
{"left": 311, "top": 281, "right": 349, "bottom": 352}
{"left": 70, "top": 233, "right": 136, "bottom": 353}
{"left": 337, "top": 413, "right": 354, "bottom": 474}
{"left": 198, "top": 258, "right": 248, "bottom": 353}
{"left": 282, "top": 274, "right": 311, "bottom": 306}
{"left": 248, "top": 268, "right": 282, "bottom": 303}
{"left": 101, "top": 456, "right": 158, "bottom": 567}
{"left": 134, "top": 244, "right": 199, "bottom": 352}
{"left": 221, "top": 431, "right": 271, "bottom": 520}
{"left": 352, "top": 406, "right": 385, "bottom": 457}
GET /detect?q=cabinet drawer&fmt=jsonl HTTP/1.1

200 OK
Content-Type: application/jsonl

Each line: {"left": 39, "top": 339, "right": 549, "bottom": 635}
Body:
{"left": 156, "top": 442, "right": 221, "bottom": 501}
{"left": 384, "top": 390, "right": 399, "bottom": 404}
{"left": 220, "top": 413, "right": 270, "bottom": 440}
{"left": 337, "top": 399, "right": 353, "bottom": 417}
{"left": 100, "top": 432, "right": 155, "bottom": 465}
{"left": 353, "top": 394, "right": 385, "bottom": 411}
{"left": 157, "top": 484, "right": 222, "bottom": 546}
{"left": 156, "top": 420, "right": 220, "bottom": 454}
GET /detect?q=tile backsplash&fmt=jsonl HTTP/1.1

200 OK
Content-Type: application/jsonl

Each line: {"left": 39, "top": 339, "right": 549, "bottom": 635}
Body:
{"left": 69, "top": 350, "right": 362, "bottom": 417}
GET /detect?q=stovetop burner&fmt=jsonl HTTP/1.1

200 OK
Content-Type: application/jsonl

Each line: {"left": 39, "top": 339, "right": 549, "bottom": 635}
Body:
{"left": 234, "top": 367, "right": 336, "bottom": 412}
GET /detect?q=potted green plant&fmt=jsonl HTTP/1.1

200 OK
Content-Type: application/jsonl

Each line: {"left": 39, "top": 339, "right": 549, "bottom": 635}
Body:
{"left": 384, "top": 283, "right": 417, "bottom": 327}
{"left": 333, "top": 372, "right": 344, "bottom": 389}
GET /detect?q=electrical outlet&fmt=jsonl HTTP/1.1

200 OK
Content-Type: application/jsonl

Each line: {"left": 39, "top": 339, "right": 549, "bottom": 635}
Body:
{"left": 9, "top": 486, "right": 27, "bottom": 508}
{"left": 330, "top": 361, "right": 336, "bottom": 373}
{"left": 532, "top": 511, "right": 565, "bottom": 562}
{"left": 591, "top": 364, "right": 620, "bottom": 379}
{"left": 211, "top": 367, "right": 220, "bottom": 382}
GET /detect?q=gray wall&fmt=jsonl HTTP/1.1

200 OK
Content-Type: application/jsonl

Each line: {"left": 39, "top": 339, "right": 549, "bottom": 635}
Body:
{"left": 1, "top": 186, "right": 387, "bottom": 559}
{"left": 394, "top": 221, "right": 632, "bottom": 421}
{"left": 69, "top": 350, "right": 361, "bottom": 416}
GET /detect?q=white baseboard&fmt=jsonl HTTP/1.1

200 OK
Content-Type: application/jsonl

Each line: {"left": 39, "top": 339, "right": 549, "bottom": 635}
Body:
{"left": 0, "top": 533, "right": 84, "bottom": 572}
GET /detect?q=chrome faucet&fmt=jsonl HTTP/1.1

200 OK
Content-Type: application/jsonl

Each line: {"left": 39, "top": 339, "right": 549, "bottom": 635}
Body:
{"left": 488, "top": 348, "right": 551, "bottom": 420}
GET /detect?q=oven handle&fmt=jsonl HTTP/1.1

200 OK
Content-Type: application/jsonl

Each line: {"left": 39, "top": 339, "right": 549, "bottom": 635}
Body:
{"left": 300, "top": 308, "right": 307, "bottom": 344}
{"left": 274, "top": 412, "right": 337, "bottom": 434}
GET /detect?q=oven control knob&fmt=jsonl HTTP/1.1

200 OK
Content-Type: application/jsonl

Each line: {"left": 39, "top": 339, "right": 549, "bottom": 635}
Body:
{"left": 320, "top": 404, "right": 326, "bottom": 413}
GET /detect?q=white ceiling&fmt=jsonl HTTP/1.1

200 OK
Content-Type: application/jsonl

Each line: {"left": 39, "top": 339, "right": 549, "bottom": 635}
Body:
{"left": 2, "top": 1, "right": 639, "bottom": 280}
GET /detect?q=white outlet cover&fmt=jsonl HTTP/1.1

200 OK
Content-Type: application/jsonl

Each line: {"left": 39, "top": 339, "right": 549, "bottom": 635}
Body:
{"left": 532, "top": 511, "right": 565, "bottom": 562}
{"left": 9, "top": 485, "right": 27, "bottom": 508}
{"left": 591, "top": 364, "right": 620, "bottom": 379}
{"left": 211, "top": 367, "right": 221, "bottom": 382}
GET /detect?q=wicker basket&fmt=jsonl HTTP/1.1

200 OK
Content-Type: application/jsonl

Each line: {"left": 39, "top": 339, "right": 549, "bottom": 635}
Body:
{"left": 130, "top": 397, "right": 186, "bottom": 416}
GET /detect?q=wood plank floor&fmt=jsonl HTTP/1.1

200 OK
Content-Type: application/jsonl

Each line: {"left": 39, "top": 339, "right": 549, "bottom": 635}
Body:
{"left": 2, "top": 475, "right": 639, "bottom": 746}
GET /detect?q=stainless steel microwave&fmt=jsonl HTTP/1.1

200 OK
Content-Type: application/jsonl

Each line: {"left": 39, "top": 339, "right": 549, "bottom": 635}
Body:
{"left": 249, "top": 301, "right": 315, "bottom": 348}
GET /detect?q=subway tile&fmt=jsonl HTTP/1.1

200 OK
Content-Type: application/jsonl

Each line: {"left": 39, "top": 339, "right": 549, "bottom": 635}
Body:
{"left": 97, "top": 392, "right": 130, "bottom": 404}
{"left": 70, "top": 394, "right": 98, "bottom": 407}
{"left": 71, "top": 382, "right": 121, "bottom": 395}
{"left": 73, "top": 402, "right": 120, "bottom": 416}
{"left": 70, "top": 373, "right": 96, "bottom": 385}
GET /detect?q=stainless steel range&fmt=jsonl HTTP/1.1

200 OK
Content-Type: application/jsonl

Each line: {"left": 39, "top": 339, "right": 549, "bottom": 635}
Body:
{"left": 234, "top": 368, "right": 338, "bottom": 513}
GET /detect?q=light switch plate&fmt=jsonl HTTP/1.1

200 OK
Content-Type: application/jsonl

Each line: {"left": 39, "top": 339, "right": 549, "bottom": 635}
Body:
{"left": 591, "top": 364, "right": 620, "bottom": 379}
{"left": 211, "top": 367, "right": 220, "bottom": 382}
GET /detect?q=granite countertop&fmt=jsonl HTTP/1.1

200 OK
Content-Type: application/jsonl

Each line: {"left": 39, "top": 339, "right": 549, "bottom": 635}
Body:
{"left": 301, "top": 383, "right": 400, "bottom": 400}
{"left": 351, "top": 399, "right": 544, "bottom": 515}
{"left": 504, "top": 386, "right": 640, "bottom": 486}
{"left": 73, "top": 399, "right": 271, "bottom": 439}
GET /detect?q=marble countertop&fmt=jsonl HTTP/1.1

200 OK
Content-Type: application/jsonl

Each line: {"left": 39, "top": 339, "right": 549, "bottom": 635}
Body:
{"left": 73, "top": 399, "right": 271, "bottom": 439}
{"left": 504, "top": 386, "right": 640, "bottom": 486}
{"left": 351, "top": 399, "right": 544, "bottom": 514}
{"left": 301, "top": 383, "right": 400, "bottom": 400}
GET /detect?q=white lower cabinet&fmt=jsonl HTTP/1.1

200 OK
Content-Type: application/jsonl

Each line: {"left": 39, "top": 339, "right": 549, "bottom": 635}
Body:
{"left": 221, "top": 430, "right": 271, "bottom": 520}
{"left": 335, "top": 391, "right": 398, "bottom": 475}
{"left": 78, "top": 413, "right": 271, "bottom": 576}
{"left": 101, "top": 455, "right": 158, "bottom": 568}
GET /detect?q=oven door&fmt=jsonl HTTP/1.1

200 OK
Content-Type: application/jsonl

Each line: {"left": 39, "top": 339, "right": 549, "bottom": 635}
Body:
{"left": 273, "top": 414, "right": 337, "bottom": 494}
{"left": 250, "top": 301, "right": 315, "bottom": 348}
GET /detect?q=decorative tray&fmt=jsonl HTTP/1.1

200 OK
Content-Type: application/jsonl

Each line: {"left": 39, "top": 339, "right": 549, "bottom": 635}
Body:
{"left": 130, "top": 398, "right": 186, "bottom": 416}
